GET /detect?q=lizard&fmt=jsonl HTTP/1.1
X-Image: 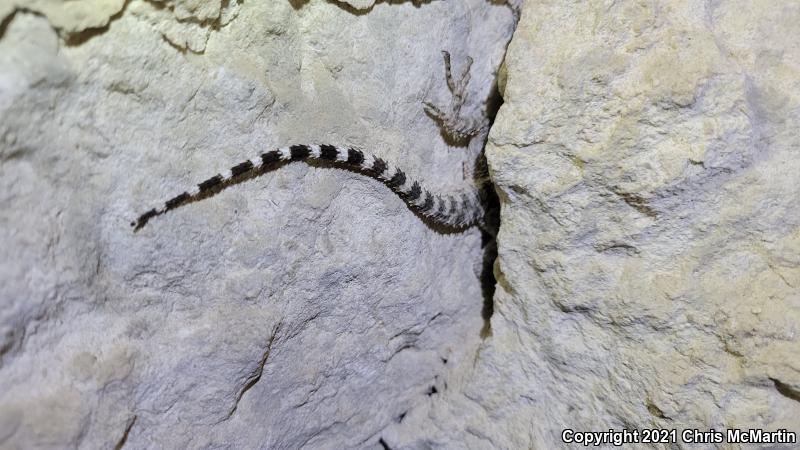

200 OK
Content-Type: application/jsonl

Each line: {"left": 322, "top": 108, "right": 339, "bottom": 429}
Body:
{"left": 131, "top": 51, "right": 497, "bottom": 234}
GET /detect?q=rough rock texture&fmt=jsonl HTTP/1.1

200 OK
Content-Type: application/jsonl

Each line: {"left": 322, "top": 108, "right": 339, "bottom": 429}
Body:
{"left": 0, "top": 0, "right": 126, "bottom": 35}
{"left": 0, "top": 1, "right": 515, "bottom": 449}
{"left": 5, "top": 0, "right": 797, "bottom": 448}
{"left": 477, "top": 0, "right": 800, "bottom": 448}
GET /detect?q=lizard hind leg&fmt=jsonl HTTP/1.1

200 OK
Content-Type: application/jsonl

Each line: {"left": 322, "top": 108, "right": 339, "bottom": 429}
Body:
{"left": 439, "top": 50, "right": 472, "bottom": 110}
{"left": 423, "top": 51, "right": 488, "bottom": 144}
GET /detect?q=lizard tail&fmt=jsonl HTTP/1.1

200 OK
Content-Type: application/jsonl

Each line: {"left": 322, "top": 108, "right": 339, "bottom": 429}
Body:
{"left": 132, "top": 144, "right": 488, "bottom": 232}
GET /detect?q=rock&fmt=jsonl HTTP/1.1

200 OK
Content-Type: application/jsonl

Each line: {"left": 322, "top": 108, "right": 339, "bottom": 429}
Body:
{"left": 474, "top": 0, "right": 800, "bottom": 447}
{"left": 0, "top": 1, "right": 516, "bottom": 449}
{"left": 1, "top": 0, "right": 126, "bottom": 36}
{"left": 6, "top": 0, "right": 794, "bottom": 448}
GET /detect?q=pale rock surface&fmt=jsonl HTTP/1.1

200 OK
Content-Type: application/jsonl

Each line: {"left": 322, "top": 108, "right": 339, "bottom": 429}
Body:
{"left": 0, "top": 1, "right": 515, "bottom": 449}
{"left": 461, "top": 0, "right": 798, "bottom": 448}
{"left": 0, "top": 0, "right": 126, "bottom": 35}
{"left": 4, "top": 0, "right": 794, "bottom": 449}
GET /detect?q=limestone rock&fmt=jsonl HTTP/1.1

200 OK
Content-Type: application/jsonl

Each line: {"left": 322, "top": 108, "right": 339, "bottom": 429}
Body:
{"left": 5, "top": 0, "right": 794, "bottom": 448}
{"left": 0, "top": 0, "right": 126, "bottom": 35}
{"left": 128, "top": 0, "right": 243, "bottom": 53}
{"left": 0, "top": 1, "right": 516, "bottom": 449}
{"left": 475, "top": 0, "right": 800, "bottom": 447}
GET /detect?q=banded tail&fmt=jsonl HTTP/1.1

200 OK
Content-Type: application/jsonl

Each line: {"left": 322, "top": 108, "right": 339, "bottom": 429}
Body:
{"left": 132, "top": 144, "right": 488, "bottom": 232}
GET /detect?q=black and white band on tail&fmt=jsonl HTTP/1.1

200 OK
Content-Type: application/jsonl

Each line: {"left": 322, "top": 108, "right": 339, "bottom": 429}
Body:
{"left": 132, "top": 144, "right": 488, "bottom": 231}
